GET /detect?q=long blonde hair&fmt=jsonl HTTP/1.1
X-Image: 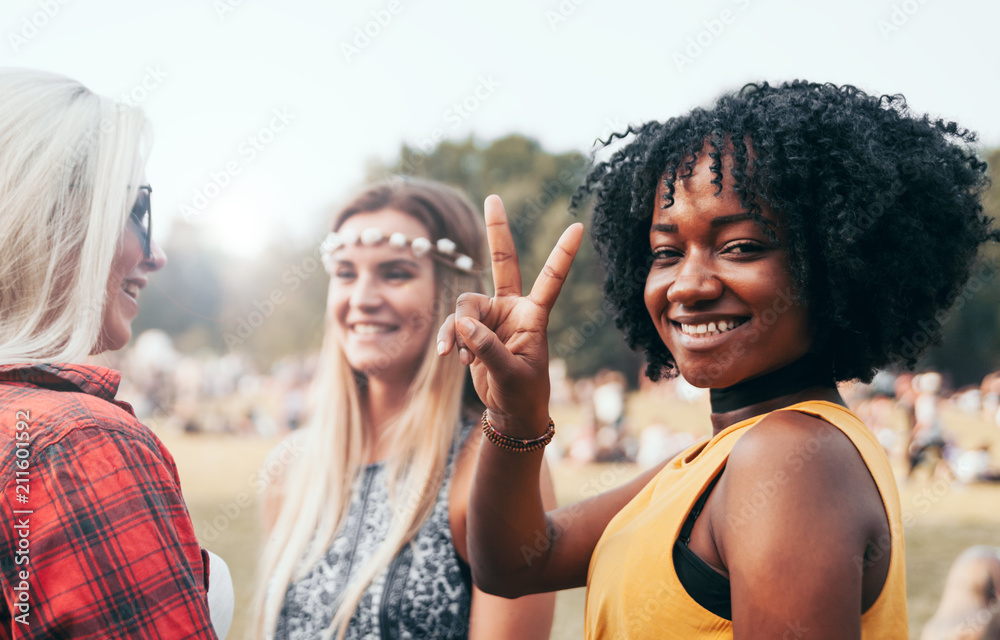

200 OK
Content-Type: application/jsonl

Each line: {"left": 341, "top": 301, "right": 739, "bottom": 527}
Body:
{"left": 0, "top": 68, "right": 151, "bottom": 363}
{"left": 255, "top": 179, "right": 487, "bottom": 640}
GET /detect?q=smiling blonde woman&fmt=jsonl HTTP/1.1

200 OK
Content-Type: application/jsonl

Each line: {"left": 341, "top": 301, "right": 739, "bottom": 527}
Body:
{"left": 255, "top": 179, "right": 556, "bottom": 640}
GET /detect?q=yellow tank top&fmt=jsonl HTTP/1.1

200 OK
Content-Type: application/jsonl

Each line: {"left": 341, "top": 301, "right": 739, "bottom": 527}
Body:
{"left": 584, "top": 400, "right": 908, "bottom": 639}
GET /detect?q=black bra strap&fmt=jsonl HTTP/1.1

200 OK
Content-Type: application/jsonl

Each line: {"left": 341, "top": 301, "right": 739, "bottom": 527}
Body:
{"left": 679, "top": 472, "right": 722, "bottom": 545}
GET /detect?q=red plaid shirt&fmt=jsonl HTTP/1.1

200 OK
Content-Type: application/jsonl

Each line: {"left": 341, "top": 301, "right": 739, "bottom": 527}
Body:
{"left": 0, "top": 363, "right": 217, "bottom": 639}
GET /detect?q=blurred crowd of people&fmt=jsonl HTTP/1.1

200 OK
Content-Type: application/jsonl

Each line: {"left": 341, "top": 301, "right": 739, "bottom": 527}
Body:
{"left": 102, "top": 329, "right": 314, "bottom": 437}
{"left": 546, "top": 361, "right": 701, "bottom": 467}
{"left": 847, "top": 370, "right": 1000, "bottom": 484}
{"left": 108, "top": 330, "right": 1000, "bottom": 489}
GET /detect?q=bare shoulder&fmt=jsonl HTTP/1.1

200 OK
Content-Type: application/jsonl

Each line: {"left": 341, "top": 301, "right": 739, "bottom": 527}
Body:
{"left": 713, "top": 409, "right": 896, "bottom": 630}
{"left": 717, "top": 407, "right": 886, "bottom": 551}
{"left": 727, "top": 407, "right": 874, "bottom": 487}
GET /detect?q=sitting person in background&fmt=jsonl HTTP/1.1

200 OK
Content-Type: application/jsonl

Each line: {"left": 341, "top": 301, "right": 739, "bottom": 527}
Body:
{"left": 909, "top": 372, "right": 950, "bottom": 479}
{"left": 950, "top": 443, "right": 1000, "bottom": 484}
{"left": 923, "top": 546, "right": 1000, "bottom": 640}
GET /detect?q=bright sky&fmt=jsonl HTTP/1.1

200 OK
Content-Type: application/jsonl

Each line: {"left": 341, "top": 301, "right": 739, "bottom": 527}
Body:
{"left": 2, "top": 0, "right": 998, "bottom": 257}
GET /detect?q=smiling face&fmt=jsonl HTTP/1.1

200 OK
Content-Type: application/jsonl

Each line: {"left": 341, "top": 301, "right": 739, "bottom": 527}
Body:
{"left": 93, "top": 186, "right": 166, "bottom": 354}
{"left": 644, "top": 153, "right": 813, "bottom": 388}
{"left": 327, "top": 209, "right": 438, "bottom": 383}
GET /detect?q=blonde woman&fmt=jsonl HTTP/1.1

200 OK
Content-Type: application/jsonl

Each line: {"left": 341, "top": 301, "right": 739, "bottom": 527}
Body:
{"left": 0, "top": 69, "right": 230, "bottom": 637}
{"left": 256, "top": 179, "right": 556, "bottom": 640}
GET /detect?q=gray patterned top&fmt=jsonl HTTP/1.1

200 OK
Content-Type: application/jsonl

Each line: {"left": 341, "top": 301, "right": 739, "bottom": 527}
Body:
{"left": 275, "top": 424, "right": 474, "bottom": 640}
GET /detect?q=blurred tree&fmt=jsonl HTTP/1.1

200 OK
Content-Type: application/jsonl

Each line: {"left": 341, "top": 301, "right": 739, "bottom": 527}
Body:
{"left": 133, "top": 219, "right": 328, "bottom": 368}
{"left": 369, "top": 134, "right": 643, "bottom": 384}
{"left": 213, "top": 241, "right": 328, "bottom": 365}
{"left": 131, "top": 221, "right": 225, "bottom": 351}
{"left": 922, "top": 147, "right": 1000, "bottom": 387}
{"left": 138, "top": 138, "right": 1000, "bottom": 388}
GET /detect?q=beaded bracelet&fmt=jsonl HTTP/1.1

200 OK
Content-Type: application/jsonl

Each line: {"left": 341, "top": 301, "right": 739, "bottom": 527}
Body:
{"left": 481, "top": 410, "right": 555, "bottom": 453}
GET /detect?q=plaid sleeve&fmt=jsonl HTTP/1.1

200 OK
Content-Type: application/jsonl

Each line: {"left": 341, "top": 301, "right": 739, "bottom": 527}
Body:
{"left": 1, "top": 425, "right": 218, "bottom": 639}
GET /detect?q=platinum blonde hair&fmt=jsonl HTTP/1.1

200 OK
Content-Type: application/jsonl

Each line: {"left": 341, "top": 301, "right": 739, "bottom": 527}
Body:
{"left": 0, "top": 68, "right": 151, "bottom": 363}
{"left": 255, "top": 179, "right": 487, "bottom": 640}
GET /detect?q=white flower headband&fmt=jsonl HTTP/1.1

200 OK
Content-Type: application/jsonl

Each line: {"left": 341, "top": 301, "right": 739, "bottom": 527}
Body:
{"left": 321, "top": 228, "right": 478, "bottom": 274}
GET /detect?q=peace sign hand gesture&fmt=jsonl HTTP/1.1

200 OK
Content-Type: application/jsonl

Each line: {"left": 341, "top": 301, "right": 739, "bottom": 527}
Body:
{"left": 437, "top": 195, "right": 584, "bottom": 436}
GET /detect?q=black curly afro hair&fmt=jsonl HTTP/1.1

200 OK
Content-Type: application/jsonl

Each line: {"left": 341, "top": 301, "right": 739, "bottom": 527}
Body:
{"left": 572, "top": 81, "right": 997, "bottom": 384}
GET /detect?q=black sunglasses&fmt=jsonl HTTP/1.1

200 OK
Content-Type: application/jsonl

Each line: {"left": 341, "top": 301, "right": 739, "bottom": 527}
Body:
{"left": 130, "top": 185, "right": 152, "bottom": 258}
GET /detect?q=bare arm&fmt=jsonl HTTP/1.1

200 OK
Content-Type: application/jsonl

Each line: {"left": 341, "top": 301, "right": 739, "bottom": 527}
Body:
{"left": 438, "top": 195, "right": 669, "bottom": 598}
{"left": 468, "top": 443, "right": 668, "bottom": 596}
{"left": 717, "top": 411, "right": 890, "bottom": 639}
{"left": 461, "top": 447, "right": 558, "bottom": 639}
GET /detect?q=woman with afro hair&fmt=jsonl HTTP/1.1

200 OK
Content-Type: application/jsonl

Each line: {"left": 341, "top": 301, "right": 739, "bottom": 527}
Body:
{"left": 436, "top": 80, "right": 997, "bottom": 639}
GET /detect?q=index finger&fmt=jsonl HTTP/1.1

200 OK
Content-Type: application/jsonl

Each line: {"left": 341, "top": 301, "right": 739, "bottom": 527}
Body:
{"left": 527, "top": 223, "right": 584, "bottom": 312}
{"left": 484, "top": 195, "right": 522, "bottom": 298}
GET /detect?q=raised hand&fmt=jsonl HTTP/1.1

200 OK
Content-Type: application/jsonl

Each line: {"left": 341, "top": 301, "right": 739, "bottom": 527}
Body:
{"left": 437, "top": 195, "right": 584, "bottom": 436}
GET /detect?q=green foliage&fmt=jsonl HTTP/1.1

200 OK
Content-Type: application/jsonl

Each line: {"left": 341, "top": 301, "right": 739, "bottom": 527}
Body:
{"left": 373, "top": 137, "right": 1000, "bottom": 388}
{"left": 132, "top": 220, "right": 328, "bottom": 367}
{"left": 131, "top": 222, "right": 225, "bottom": 351}
{"left": 922, "top": 148, "right": 1000, "bottom": 386}
{"left": 136, "top": 137, "right": 1000, "bottom": 388}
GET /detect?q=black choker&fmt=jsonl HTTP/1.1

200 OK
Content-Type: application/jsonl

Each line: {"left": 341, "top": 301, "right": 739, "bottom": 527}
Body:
{"left": 708, "top": 353, "right": 836, "bottom": 414}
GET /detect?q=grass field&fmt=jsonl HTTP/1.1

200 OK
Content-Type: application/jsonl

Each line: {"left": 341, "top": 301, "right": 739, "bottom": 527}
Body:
{"left": 163, "top": 399, "right": 1000, "bottom": 640}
